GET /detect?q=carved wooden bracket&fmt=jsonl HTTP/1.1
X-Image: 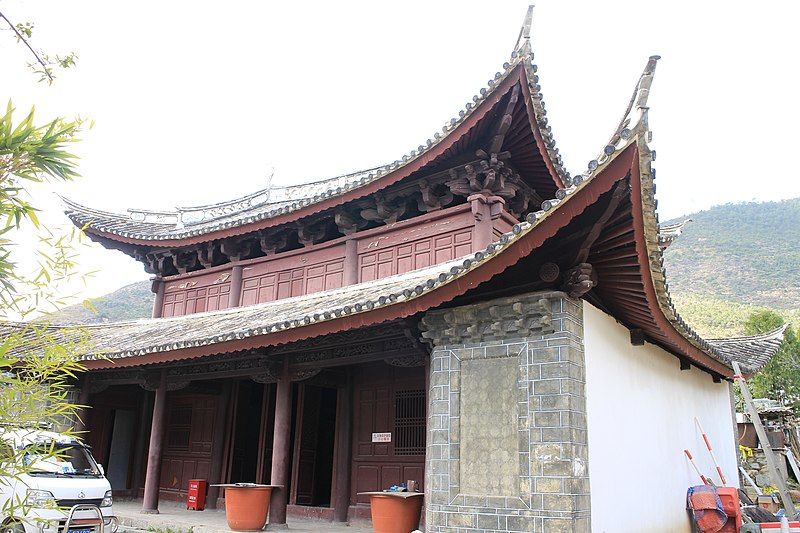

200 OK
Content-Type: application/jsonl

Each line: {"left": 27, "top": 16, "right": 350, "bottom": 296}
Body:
{"left": 290, "top": 368, "right": 321, "bottom": 381}
{"left": 135, "top": 250, "right": 159, "bottom": 274}
{"left": 252, "top": 369, "right": 280, "bottom": 384}
{"left": 334, "top": 209, "right": 367, "bottom": 236}
{"left": 417, "top": 179, "right": 453, "bottom": 212}
{"left": 259, "top": 231, "right": 288, "bottom": 255}
{"left": 360, "top": 192, "right": 407, "bottom": 224}
{"left": 172, "top": 250, "right": 199, "bottom": 274}
{"left": 166, "top": 380, "right": 191, "bottom": 391}
{"left": 561, "top": 263, "right": 597, "bottom": 299}
{"left": 140, "top": 373, "right": 162, "bottom": 392}
{"left": 297, "top": 222, "right": 327, "bottom": 247}
{"left": 220, "top": 239, "right": 253, "bottom": 262}
{"left": 446, "top": 153, "right": 525, "bottom": 205}
{"left": 197, "top": 242, "right": 219, "bottom": 268}
{"left": 385, "top": 354, "right": 426, "bottom": 367}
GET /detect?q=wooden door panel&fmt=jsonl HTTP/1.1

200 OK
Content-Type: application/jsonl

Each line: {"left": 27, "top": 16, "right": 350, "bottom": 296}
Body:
{"left": 161, "top": 394, "right": 217, "bottom": 494}
{"left": 351, "top": 364, "right": 426, "bottom": 501}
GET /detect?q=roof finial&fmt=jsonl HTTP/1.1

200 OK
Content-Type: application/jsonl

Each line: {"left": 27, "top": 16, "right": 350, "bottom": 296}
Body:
{"left": 514, "top": 5, "right": 534, "bottom": 53}
{"left": 636, "top": 55, "right": 661, "bottom": 109}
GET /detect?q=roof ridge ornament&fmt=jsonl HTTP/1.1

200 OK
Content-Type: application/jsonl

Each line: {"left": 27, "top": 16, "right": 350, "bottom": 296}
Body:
{"left": 513, "top": 5, "right": 534, "bottom": 55}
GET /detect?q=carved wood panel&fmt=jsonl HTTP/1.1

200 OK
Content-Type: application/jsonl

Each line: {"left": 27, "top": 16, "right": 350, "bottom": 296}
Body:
{"left": 240, "top": 258, "right": 345, "bottom": 306}
{"left": 162, "top": 271, "right": 232, "bottom": 317}
{"left": 359, "top": 228, "right": 472, "bottom": 282}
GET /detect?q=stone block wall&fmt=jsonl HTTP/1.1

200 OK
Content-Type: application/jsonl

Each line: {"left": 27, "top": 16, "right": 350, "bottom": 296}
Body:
{"left": 420, "top": 291, "right": 590, "bottom": 533}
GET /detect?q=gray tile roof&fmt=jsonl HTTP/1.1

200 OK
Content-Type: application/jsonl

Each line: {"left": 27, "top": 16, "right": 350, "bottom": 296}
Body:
{"left": 10, "top": 89, "right": 785, "bottom": 375}
{"left": 707, "top": 325, "right": 788, "bottom": 373}
{"left": 62, "top": 28, "right": 569, "bottom": 243}
{"left": 658, "top": 218, "right": 691, "bottom": 247}
{"left": 11, "top": 10, "right": 782, "bottom": 377}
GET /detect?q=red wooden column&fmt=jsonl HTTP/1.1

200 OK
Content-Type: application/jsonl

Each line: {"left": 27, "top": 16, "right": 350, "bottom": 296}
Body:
{"left": 206, "top": 382, "right": 232, "bottom": 509}
{"left": 228, "top": 266, "right": 243, "bottom": 308}
{"left": 332, "top": 372, "right": 353, "bottom": 523}
{"left": 469, "top": 194, "right": 505, "bottom": 250}
{"left": 74, "top": 384, "right": 91, "bottom": 434}
{"left": 268, "top": 360, "right": 291, "bottom": 528}
{"left": 132, "top": 391, "right": 154, "bottom": 496}
{"left": 142, "top": 371, "right": 168, "bottom": 514}
{"left": 343, "top": 239, "right": 358, "bottom": 285}
{"left": 151, "top": 280, "right": 165, "bottom": 319}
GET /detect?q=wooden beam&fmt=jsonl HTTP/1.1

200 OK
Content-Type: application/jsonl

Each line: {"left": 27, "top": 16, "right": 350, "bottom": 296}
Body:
{"left": 629, "top": 329, "right": 645, "bottom": 346}
{"left": 489, "top": 84, "right": 521, "bottom": 154}
{"left": 574, "top": 181, "right": 628, "bottom": 265}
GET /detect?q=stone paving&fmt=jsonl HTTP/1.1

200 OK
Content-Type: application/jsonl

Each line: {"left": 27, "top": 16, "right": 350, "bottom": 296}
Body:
{"left": 114, "top": 500, "right": 372, "bottom": 533}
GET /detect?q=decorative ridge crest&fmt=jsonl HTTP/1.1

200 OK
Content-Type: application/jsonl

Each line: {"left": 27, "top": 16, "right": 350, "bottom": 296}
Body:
{"left": 61, "top": 6, "right": 569, "bottom": 242}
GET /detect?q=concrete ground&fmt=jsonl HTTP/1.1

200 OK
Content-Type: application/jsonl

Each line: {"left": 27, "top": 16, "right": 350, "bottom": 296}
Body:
{"left": 113, "top": 500, "right": 372, "bottom": 533}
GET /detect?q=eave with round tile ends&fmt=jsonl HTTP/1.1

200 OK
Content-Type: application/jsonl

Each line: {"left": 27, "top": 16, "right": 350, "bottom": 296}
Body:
{"left": 61, "top": 14, "right": 568, "bottom": 251}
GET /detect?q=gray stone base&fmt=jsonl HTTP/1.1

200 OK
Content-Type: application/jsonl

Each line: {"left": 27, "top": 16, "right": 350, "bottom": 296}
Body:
{"left": 421, "top": 291, "right": 589, "bottom": 532}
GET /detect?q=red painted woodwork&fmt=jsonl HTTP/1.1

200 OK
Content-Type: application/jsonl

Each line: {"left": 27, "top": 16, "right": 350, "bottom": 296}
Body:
{"left": 358, "top": 207, "right": 474, "bottom": 282}
{"left": 159, "top": 394, "right": 217, "bottom": 497}
{"left": 241, "top": 245, "right": 345, "bottom": 306}
{"left": 351, "top": 364, "right": 425, "bottom": 505}
{"left": 269, "top": 361, "right": 292, "bottom": 526}
{"left": 291, "top": 385, "right": 320, "bottom": 505}
{"left": 162, "top": 270, "right": 232, "bottom": 317}
{"left": 143, "top": 372, "right": 167, "bottom": 512}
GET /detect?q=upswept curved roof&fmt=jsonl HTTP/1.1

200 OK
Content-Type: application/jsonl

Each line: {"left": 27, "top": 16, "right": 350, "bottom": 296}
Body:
{"left": 63, "top": 10, "right": 568, "bottom": 247}
{"left": 5, "top": 8, "right": 781, "bottom": 380}
{"left": 707, "top": 326, "right": 788, "bottom": 374}
{"left": 6, "top": 52, "right": 784, "bottom": 378}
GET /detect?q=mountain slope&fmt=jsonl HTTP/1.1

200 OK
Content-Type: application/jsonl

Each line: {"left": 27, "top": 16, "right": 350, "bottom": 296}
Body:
{"left": 663, "top": 198, "right": 800, "bottom": 310}
{"left": 47, "top": 280, "right": 153, "bottom": 325}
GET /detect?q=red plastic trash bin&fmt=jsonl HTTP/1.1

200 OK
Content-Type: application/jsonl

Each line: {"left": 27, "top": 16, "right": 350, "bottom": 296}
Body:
{"left": 187, "top": 479, "right": 208, "bottom": 510}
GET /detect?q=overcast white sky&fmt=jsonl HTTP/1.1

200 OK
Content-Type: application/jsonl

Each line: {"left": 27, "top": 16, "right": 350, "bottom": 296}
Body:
{"left": 2, "top": 0, "right": 799, "bottom": 304}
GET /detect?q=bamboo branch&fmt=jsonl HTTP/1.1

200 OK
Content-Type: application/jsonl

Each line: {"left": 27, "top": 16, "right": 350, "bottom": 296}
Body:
{"left": 0, "top": 10, "right": 54, "bottom": 83}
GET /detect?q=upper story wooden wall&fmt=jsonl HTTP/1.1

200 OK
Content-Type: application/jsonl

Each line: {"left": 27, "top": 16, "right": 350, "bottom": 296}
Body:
{"left": 156, "top": 204, "right": 516, "bottom": 318}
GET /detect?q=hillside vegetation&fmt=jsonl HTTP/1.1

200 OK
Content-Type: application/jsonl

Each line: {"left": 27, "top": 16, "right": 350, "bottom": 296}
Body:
{"left": 47, "top": 199, "right": 799, "bottom": 338}
{"left": 47, "top": 280, "right": 153, "bottom": 325}
{"left": 663, "top": 198, "right": 800, "bottom": 310}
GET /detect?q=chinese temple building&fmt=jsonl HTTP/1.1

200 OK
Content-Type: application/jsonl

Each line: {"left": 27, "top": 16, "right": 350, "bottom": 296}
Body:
{"left": 13, "top": 7, "right": 787, "bottom": 532}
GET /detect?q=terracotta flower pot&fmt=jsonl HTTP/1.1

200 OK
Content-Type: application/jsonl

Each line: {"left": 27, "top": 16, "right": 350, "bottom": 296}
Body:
{"left": 223, "top": 485, "right": 273, "bottom": 531}
{"left": 369, "top": 494, "right": 423, "bottom": 533}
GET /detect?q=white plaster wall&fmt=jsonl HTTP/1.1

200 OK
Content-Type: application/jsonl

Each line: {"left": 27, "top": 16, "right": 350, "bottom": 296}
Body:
{"left": 583, "top": 303, "right": 739, "bottom": 533}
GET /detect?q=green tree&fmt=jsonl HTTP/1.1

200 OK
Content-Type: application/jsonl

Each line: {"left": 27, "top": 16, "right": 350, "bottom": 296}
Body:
{"left": 0, "top": 6, "right": 91, "bottom": 517}
{"left": 746, "top": 310, "right": 800, "bottom": 408}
